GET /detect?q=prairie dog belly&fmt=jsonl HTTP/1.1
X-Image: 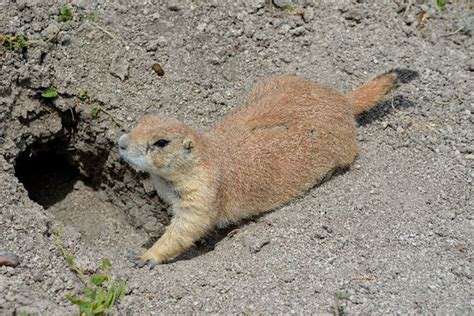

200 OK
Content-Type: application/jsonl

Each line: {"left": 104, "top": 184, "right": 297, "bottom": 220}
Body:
{"left": 150, "top": 174, "right": 181, "bottom": 213}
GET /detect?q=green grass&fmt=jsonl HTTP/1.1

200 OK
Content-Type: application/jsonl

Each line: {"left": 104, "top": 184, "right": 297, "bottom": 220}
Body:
{"left": 283, "top": 4, "right": 294, "bottom": 12}
{"left": 1, "top": 34, "right": 31, "bottom": 49}
{"left": 79, "top": 91, "right": 91, "bottom": 102}
{"left": 436, "top": 0, "right": 446, "bottom": 9}
{"left": 55, "top": 228, "right": 127, "bottom": 316}
{"left": 41, "top": 87, "right": 59, "bottom": 98}
{"left": 60, "top": 4, "right": 73, "bottom": 22}
{"left": 90, "top": 105, "right": 102, "bottom": 119}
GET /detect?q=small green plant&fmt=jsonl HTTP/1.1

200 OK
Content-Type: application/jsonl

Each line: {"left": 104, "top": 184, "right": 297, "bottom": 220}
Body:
{"left": 1, "top": 34, "right": 30, "bottom": 49}
{"left": 90, "top": 105, "right": 102, "bottom": 118}
{"left": 60, "top": 4, "right": 73, "bottom": 22}
{"left": 79, "top": 91, "right": 102, "bottom": 118}
{"left": 17, "top": 312, "right": 36, "bottom": 316}
{"left": 78, "top": 90, "right": 125, "bottom": 129}
{"left": 436, "top": 0, "right": 446, "bottom": 9}
{"left": 41, "top": 86, "right": 59, "bottom": 98}
{"left": 86, "top": 11, "right": 99, "bottom": 22}
{"left": 1, "top": 30, "right": 61, "bottom": 50}
{"left": 55, "top": 229, "right": 127, "bottom": 316}
{"left": 79, "top": 91, "right": 91, "bottom": 102}
{"left": 283, "top": 4, "right": 294, "bottom": 12}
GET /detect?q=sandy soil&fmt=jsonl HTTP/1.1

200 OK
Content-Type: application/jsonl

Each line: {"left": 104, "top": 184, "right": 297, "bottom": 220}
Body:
{"left": 0, "top": 0, "right": 472, "bottom": 314}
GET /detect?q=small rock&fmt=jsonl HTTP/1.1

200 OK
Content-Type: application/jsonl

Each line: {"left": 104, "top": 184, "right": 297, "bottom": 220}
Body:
{"left": 436, "top": 145, "right": 450, "bottom": 154}
{"left": 344, "top": 8, "right": 364, "bottom": 23}
{"left": 0, "top": 250, "right": 20, "bottom": 267}
{"left": 143, "top": 217, "right": 163, "bottom": 234}
{"left": 110, "top": 52, "right": 130, "bottom": 81}
{"left": 5, "top": 292, "right": 15, "bottom": 302}
{"left": 32, "top": 274, "right": 44, "bottom": 282}
{"left": 42, "top": 23, "right": 60, "bottom": 39}
{"left": 440, "top": 210, "right": 456, "bottom": 220}
{"left": 146, "top": 39, "right": 160, "bottom": 52}
{"left": 303, "top": 7, "right": 314, "bottom": 23}
{"left": 291, "top": 26, "right": 305, "bottom": 36}
{"left": 250, "top": 0, "right": 266, "bottom": 12}
{"left": 156, "top": 36, "right": 168, "bottom": 47}
{"left": 279, "top": 24, "right": 291, "bottom": 34}
{"left": 451, "top": 265, "right": 471, "bottom": 279}
{"left": 282, "top": 270, "right": 296, "bottom": 283}
{"left": 142, "top": 178, "right": 156, "bottom": 194}
{"left": 313, "top": 228, "right": 328, "bottom": 239}
{"left": 403, "top": 13, "right": 416, "bottom": 26}
{"left": 273, "top": 0, "right": 289, "bottom": 8}
{"left": 167, "top": 1, "right": 181, "bottom": 11}
{"left": 249, "top": 239, "right": 270, "bottom": 253}
{"left": 460, "top": 14, "right": 473, "bottom": 35}
{"left": 196, "top": 23, "right": 207, "bottom": 32}
{"left": 57, "top": 33, "right": 71, "bottom": 45}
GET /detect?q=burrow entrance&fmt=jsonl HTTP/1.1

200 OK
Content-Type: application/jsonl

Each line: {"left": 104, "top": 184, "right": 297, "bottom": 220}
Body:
{"left": 15, "top": 140, "right": 80, "bottom": 210}
{"left": 10, "top": 99, "right": 232, "bottom": 260}
{"left": 12, "top": 110, "right": 169, "bottom": 252}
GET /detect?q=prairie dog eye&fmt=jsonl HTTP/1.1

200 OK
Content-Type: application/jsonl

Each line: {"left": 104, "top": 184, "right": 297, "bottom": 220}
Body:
{"left": 153, "top": 139, "right": 170, "bottom": 148}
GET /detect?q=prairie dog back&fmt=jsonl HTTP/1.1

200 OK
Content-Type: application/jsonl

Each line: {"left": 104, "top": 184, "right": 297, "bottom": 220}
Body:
{"left": 209, "top": 76, "right": 358, "bottom": 221}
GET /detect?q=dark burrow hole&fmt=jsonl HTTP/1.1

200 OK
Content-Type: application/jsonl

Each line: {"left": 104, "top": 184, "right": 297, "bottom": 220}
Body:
{"left": 14, "top": 140, "right": 81, "bottom": 209}
{"left": 13, "top": 137, "right": 152, "bottom": 252}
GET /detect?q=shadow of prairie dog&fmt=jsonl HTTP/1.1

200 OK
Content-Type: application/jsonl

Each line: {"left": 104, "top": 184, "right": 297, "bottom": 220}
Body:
{"left": 118, "top": 69, "right": 417, "bottom": 265}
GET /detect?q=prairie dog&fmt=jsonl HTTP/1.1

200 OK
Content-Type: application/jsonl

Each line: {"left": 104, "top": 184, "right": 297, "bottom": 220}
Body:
{"left": 118, "top": 69, "right": 417, "bottom": 265}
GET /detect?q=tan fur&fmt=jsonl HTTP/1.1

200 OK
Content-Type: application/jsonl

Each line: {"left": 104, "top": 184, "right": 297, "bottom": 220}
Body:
{"left": 119, "top": 72, "right": 402, "bottom": 264}
{"left": 346, "top": 72, "right": 398, "bottom": 115}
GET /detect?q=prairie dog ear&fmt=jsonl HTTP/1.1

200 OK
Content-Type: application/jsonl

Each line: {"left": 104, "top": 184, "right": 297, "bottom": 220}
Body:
{"left": 183, "top": 138, "right": 194, "bottom": 150}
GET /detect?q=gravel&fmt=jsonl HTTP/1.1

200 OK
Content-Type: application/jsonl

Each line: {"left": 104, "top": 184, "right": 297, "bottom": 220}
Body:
{"left": 0, "top": 0, "right": 472, "bottom": 314}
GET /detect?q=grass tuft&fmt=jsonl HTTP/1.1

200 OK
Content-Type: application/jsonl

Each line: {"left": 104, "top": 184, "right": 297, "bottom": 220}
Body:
{"left": 55, "top": 228, "right": 127, "bottom": 316}
{"left": 41, "top": 87, "right": 59, "bottom": 98}
{"left": 60, "top": 4, "right": 73, "bottom": 22}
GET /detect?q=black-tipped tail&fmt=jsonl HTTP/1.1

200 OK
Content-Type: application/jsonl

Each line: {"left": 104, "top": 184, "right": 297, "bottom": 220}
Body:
{"left": 388, "top": 68, "right": 419, "bottom": 85}
{"left": 347, "top": 68, "right": 418, "bottom": 115}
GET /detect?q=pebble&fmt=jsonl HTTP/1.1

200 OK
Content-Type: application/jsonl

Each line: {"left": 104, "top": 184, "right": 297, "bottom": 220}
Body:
{"left": 344, "top": 9, "right": 364, "bottom": 23}
{"left": 279, "top": 24, "right": 291, "bottom": 34}
{"left": 0, "top": 250, "right": 20, "bottom": 267}
{"left": 42, "top": 23, "right": 60, "bottom": 39}
{"left": 109, "top": 53, "right": 130, "bottom": 81}
{"left": 273, "top": 0, "right": 289, "bottom": 8}
{"left": 440, "top": 210, "right": 456, "bottom": 220}
{"left": 303, "top": 7, "right": 314, "bottom": 23}
{"left": 196, "top": 23, "right": 207, "bottom": 32}
{"left": 167, "top": 1, "right": 181, "bottom": 11}
{"left": 146, "top": 39, "right": 161, "bottom": 52}
{"left": 249, "top": 238, "right": 270, "bottom": 253}
{"left": 5, "top": 292, "right": 15, "bottom": 302}
{"left": 291, "top": 26, "right": 306, "bottom": 36}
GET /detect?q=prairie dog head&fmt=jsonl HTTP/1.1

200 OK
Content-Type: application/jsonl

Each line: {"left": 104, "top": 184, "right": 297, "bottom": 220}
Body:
{"left": 118, "top": 115, "right": 199, "bottom": 178}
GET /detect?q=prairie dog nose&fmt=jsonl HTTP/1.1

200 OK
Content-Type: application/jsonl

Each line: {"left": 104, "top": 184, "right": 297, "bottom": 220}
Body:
{"left": 119, "top": 134, "right": 129, "bottom": 150}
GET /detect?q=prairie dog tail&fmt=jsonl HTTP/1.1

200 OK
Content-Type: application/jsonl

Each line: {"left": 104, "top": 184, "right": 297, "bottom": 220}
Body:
{"left": 346, "top": 68, "right": 418, "bottom": 115}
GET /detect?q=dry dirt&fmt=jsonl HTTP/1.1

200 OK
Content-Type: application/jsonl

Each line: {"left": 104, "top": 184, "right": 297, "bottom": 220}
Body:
{"left": 0, "top": 0, "right": 473, "bottom": 314}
